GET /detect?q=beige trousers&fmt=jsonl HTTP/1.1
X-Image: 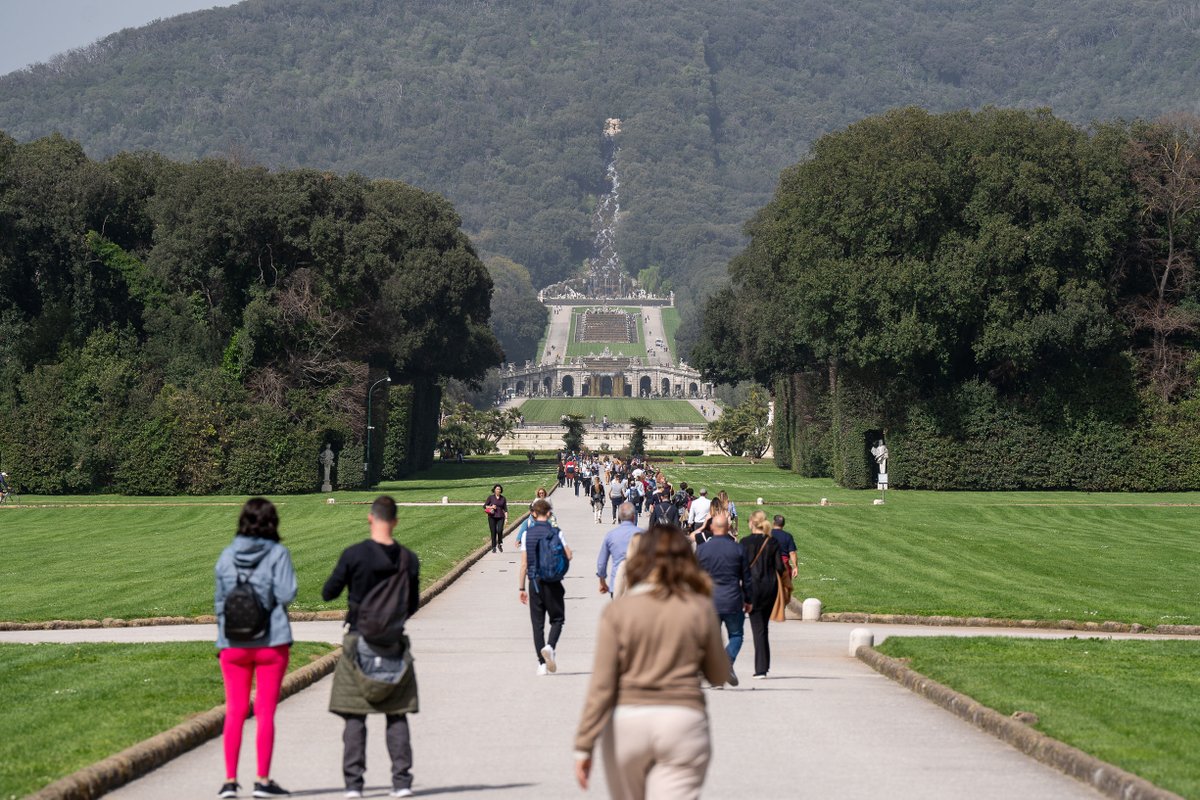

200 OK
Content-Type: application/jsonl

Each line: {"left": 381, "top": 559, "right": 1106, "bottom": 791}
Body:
{"left": 601, "top": 706, "right": 711, "bottom": 800}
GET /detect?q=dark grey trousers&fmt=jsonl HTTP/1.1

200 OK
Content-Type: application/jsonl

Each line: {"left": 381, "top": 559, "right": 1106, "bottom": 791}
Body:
{"left": 340, "top": 713, "right": 412, "bottom": 791}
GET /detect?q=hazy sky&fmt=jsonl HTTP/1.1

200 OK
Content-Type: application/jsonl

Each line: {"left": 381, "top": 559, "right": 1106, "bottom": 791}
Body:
{"left": 0, "top": 0, "right": 241, "bottom": 76}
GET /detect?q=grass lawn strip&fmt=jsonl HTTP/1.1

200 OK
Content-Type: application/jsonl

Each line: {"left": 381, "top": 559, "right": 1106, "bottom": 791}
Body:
{"left": 0, "top": 641, "right": 334, "bottom": 798}
{"left": 660, "top": 306, "right": 681, "bottom": 352}
{"left": 875, "top": 637, "right": 1200, "bottom": 799}
{"left": 1, "top": 459, "right": 555, "bottom": 623}
{"left": 632, "top": 463, "right": 1200, "bottom": 627}
{"left": 518, "top": 397, "right": 705, "bottom": 425}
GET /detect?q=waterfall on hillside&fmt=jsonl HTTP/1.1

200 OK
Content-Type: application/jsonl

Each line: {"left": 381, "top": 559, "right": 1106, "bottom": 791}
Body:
{"left": 587, "top": 121, "right": 628, "bottom": 298}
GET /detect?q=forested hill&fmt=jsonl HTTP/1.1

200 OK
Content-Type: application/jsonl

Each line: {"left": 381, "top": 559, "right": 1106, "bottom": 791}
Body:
{"left": 4, "top": 0, "right": 1200, "bottom": 314}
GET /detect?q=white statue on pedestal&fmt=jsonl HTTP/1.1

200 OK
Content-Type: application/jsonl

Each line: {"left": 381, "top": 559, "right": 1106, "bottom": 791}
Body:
{"left": 871, "top": 439, "right": 889, "bottom": 475}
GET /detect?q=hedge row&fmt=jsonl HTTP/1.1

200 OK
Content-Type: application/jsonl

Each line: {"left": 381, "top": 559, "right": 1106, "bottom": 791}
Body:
{"left": 773, "top": 371, "right": 1200, "bottom": 491}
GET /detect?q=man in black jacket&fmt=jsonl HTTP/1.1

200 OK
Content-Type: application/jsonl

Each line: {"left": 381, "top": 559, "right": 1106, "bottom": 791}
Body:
{"left": 322, "top": 496, "right": 420, "bottom": 798}
{"left": 648, "top": 488, "right": 680, "bottom": 528}
{"left": 695, "top": 512, "right": 751, "bottom": 687}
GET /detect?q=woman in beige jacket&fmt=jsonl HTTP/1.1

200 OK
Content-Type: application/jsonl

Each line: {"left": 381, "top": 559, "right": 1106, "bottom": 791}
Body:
{"left": 574, "top": 524, "right": 731, "bottom": 799}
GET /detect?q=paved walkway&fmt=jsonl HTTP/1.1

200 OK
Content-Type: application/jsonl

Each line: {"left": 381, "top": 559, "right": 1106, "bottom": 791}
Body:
{"left": 8, "top": 491, "right": 1122, "bottom": 799}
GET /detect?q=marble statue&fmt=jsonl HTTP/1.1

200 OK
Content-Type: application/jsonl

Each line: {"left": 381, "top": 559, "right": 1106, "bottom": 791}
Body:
{"left": 320, "top": 443, "right": 335, "bottom": 492}
{"left": 871, "top": 439, "right": 889, "bottom": 475}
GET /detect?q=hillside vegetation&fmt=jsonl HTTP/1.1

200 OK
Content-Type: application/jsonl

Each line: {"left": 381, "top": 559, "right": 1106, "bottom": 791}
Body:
{"left": 4, "top": 0, "right": 1200, "bottom": 322}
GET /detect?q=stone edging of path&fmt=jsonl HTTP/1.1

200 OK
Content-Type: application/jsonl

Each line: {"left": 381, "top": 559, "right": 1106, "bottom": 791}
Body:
{"left": 856, "top": 646, "right": 1184, "bottom": 800}
{"left": 20, "top": 506, "right": 537, "bottom": 800}
{"left": 26, "top": 648, "right": 341, "bottom": 800}
{"left": 785, "top": 601, "right": 1200, "bottom": 637}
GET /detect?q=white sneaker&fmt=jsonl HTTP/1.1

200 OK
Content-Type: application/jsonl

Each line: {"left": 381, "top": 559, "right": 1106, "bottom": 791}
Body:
{"left": 541, "top": 645, "right": 557, "bottom": 673}
{"left": 390, "top": 790, "right": 414, "bottom": 798}
{"left": 537, "top": 663, "right": 548, "bottom": 676}
{"left": 345, "top": 792, "right": 363, "bottom": 799}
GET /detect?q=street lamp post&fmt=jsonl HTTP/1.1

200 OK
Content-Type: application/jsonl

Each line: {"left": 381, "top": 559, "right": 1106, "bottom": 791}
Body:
{"left": 365, "top": 376, "right": 392, "bottom": 490}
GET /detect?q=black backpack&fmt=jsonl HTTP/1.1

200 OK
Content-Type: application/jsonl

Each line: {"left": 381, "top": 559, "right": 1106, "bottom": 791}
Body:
{"left": 224, "top": 564, "right": 270, "bottom": 641}
{"left": 358, "top": 547, "right": 413, "bottom": 646}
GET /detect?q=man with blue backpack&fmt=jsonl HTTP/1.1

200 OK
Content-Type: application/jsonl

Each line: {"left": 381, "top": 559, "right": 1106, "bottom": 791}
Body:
{"left": 518, "top": 498, "right": 573, "bottom": 675}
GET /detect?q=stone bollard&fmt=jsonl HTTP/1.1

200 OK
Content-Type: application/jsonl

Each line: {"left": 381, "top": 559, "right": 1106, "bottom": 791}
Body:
{"left": 849, "top": 628, "right": 875, "bottom": 657}
{"left": 326, "top": 498, "right": 336, "bottom": 505}
{"left": 802, "top": 597, "right": 823, "bottom": 621}
{"left": 820, "top": 497, "right": 829, "bottom": 506}
{"left": 756, "top": 497, "right": 764, "bottom": 505}
{"left": 873, "top": 498, "right": 885, "bottom": 506}
{"left": 442, "top": 496, "right": 449, "bottom": 504}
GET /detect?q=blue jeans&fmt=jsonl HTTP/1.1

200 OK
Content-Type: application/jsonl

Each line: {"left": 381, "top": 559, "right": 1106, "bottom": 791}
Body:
{"left": 717, "top": 612, "right": 745, "bottom": 664}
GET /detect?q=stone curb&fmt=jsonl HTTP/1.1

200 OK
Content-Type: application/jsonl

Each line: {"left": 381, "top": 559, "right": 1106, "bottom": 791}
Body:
{"left": 25, "top": 647, "right": 342, "bottom": 800}
{"left": 856, "top": 646, "right": 1185, "bottom": 800}
{"left": 19, "top": 504, "right": 539, "bottom": 799}
{"left": 781, "top": 600, "right": 1200, "bottom": 637}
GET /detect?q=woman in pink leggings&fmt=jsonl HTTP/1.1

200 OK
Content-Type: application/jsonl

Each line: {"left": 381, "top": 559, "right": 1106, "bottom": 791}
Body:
{"left": 214, "top": 498, "right": 298, "bottom": 798}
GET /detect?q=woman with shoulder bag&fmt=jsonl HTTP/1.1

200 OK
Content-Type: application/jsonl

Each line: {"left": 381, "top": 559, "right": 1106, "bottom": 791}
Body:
{"left": 214, "top": 498, "right": 298, "bottom": 798}
{"left": 739, "top": 510, "right": 784, "bottom": 680}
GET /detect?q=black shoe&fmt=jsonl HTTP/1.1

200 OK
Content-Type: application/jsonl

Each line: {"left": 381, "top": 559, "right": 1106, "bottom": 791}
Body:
{"left": 254, "top": 781, "right": 290, "bottom": 797}
{"left": 219, "top": 783, "right": 240, "bottom": 799}
{"left": 491, "top": 547, "right": 496, "bottom": 553}
{"left": 499, "top": 543, "right": 504, "bottom": 552}
{"left": 727, "top": 668, "right": 739, "bottom": 687}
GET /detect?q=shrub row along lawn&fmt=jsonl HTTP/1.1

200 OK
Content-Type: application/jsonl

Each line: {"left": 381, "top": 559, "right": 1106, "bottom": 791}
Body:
{"left": 876, "top": 637, "right": 1200, "bottom": 799}
{"left": 649, "top": 463, "right": 1200, "bottom": 626}
{"left": 0, "top": 458, "right": 554, "bottom": 622}
{"left": 518, "top": 398, "right": 705, "bottom": 425}
{"left": 0, "top": 641, "right": 335, "bottom": 798}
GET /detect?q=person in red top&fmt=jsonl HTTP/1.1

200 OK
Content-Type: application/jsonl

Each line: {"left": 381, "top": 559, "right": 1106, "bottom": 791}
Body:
{"left": 565, "top": 458, "right": 578, "bottom": 495}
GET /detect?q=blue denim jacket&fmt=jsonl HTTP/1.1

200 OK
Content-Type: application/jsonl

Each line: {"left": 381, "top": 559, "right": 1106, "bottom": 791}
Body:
{"left": 214, "top": 537, "right": 298, "bottom": 649}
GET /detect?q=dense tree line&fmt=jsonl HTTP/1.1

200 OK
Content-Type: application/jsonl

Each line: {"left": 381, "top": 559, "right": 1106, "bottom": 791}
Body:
{"left": 0, "top": 132, "right": 501, "bottom": 494}
{"left": 695, "top": 108, "right": 1200, "bottom": 490}
{"left": 4, "top": 1, "right": 1200, "bottom": 355}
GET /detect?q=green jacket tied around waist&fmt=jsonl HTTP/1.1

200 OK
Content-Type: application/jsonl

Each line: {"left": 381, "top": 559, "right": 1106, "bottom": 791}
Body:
{"left": 329, "top": 633, "right": 419, "bottom": 716}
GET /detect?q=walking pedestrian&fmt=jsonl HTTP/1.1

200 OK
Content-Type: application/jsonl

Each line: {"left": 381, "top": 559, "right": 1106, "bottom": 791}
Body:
{"left": 771, "top": 515, "right": 799, "bottom": 579}
{"left": 695, "top": 512, "right": 750, "bottom": 686}
{"left": 214, "top": 498, "right": 298, "bottom": 799}
{"left": 519, "top": 499, "right": 573, "bottom": 674}
{"left": 608, "top": 474, "right": 627, "bottom": 524}
{"left": 718, "top": 491, "right": 737, "bottom": 536}
{"left": 574, "top": 524, "right": 731, "bottom": 799}
{"left": 648, "top": 488, "right": 680, "bottom": 528}
{"left": 596, "top": 503, "right": 640, "bottom": 597}
{"left": 686, "top": 488, "right": 712, "bottom": 533}
{"left": 321, "top": 496, "right": 421, "bottom": 798}
{"left": 589, "top": 476, "right": 607, "bottom": 524}
{"left": 484, "top": 484, "right": 508, "bottom": 554}
{"left": 741, "top": 511, "right": 784, "bottom": 679}
{"left": 514, "top": 487, "right": 555, "bottom": 549}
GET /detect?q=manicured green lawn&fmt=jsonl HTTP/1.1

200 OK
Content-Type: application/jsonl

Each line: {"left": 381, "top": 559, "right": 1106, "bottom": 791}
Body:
{"left": 0, "top": 641, "right": 334, "bottom": 798}
{"left": 0, "top": 459, "right": 554, "bottom": 622}
{"left": 660, "top": 306, "right": 681, "bottom": 352}
{"left": 645, "top": 463, "right": 1200, "bottom": 626}
{"left": 876, "top": 637, "right": 1200, "bottom": 798}
{"left": 565, "top": 306, "right": 648, "bottom": 358}
{"left": 518, "top": 398, "right": 705, "bottom": 424}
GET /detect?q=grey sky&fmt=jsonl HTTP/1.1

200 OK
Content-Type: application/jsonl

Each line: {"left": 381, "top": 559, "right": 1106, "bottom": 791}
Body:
{"left": 0, "top": 0, "right": 241, "bottom": 76}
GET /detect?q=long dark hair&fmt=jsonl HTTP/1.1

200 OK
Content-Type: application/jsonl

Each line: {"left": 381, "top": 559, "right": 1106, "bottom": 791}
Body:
{"left": 623, "top": 524, "right": 712, "bottom": 599}
{"left": 237, "top": 498, "right": 280, "bottom": 542}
